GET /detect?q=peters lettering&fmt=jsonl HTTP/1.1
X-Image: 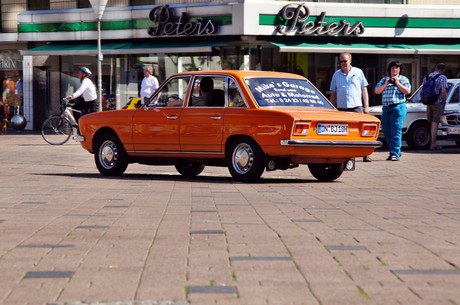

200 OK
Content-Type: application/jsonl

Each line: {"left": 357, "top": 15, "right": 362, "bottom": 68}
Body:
{"left": 148, "top": 5, "right": 218, "bottom": 37}
{"left": 277, "top": 4, "right": 364, "bottom": 37}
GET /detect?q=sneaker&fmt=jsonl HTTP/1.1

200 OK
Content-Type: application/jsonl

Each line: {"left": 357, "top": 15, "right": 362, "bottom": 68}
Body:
{"left": 386, "top": 156, "right": 392, "bottom": 161}
{"left": 363, "top": 156, "right": 372, "bottom": 162}
{"left": 390, "top": 155, "right": 399, "bottom": 161}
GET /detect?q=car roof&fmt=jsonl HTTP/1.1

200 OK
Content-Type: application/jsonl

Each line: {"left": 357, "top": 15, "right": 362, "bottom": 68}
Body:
{"left": 174, "top": 70, "right": 307, "bottom": 79}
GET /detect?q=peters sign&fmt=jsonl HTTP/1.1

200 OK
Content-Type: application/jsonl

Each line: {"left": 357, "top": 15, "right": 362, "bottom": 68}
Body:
{"left": 148, "top": 5, "right": 219, "bottom": 37}
{"left": 276, "top": 4, "right": 365, "bottom": 36}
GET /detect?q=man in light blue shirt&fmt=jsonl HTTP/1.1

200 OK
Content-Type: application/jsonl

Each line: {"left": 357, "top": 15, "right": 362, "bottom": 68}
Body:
{"left": 330, "top": 52, "right": 372, "bottom": 162}
{"left": 330, "top": 52, "right": 370, "bottom": 113}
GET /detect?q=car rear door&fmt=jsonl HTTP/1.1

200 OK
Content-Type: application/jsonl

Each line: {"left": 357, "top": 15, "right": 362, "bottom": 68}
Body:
{"left": 180, "top": 75, "right": 226, "bottom": 153}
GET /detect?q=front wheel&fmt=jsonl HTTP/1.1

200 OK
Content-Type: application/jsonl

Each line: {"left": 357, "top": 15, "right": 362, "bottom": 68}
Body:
{"left": 94, "top": 132, "right": 128, "bottom": 176}
{"left": 227, "top": 138, "right": 265, "bottom": 182}
{"left": 405, "top": 121, "right": 430, "bottom": 150}
{"left": 308, "top": 163, "right": 345, "bottom": 182}
{"left": 41, "top": 115, "right": 72, "bottom": 145}
{"left": 175, "top": 162, "right": 205, "bottom": 178}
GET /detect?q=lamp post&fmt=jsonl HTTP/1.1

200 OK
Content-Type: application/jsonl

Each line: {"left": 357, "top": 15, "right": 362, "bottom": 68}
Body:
{"left": 89, "top": 0, "right": 108, "bottom": 112}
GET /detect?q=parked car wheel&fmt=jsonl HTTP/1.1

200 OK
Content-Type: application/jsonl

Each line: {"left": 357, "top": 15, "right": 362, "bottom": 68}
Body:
{"left": 405, "top": 121, "right": 431, "bottom": 150}
{"left": 175, "top": 162, "right": 205, "bottom": 177}
{"left": 308, "top": 163, "right": 344, "bottom": 182}
{"left": 227, "top": 137, "right": 265, "bottom": 182}
{"left": 95, "top": 132, "right": 128, "bottom": 176}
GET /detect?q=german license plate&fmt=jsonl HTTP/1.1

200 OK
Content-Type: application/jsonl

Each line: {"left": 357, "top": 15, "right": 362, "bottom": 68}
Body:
{"left": 317, "top": 123, "right": 348, "bottom": 135}
{"left": 447, "top": 127, "right": 460, "bottom": 135}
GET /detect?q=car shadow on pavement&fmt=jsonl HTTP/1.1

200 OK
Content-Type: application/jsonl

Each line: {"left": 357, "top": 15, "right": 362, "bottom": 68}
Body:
{"left": 35, "top": 172, "right": 317, "bottom": 184}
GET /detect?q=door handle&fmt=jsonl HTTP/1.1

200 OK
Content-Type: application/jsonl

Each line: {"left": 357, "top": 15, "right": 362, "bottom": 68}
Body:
{"left": 210, "top": 116, "right": 222, "bottom": 120}
{"left": 167, "top": 115, "right": 179, "bottom": 120}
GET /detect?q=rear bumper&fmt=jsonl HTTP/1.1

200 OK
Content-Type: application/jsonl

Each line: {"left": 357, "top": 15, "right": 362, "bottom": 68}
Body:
{"left": 280, "top": 139, "right": 382, "bottom": 148}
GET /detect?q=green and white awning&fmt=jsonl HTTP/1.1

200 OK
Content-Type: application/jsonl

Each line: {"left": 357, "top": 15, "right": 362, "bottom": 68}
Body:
{"left": 269, "top": 41, "right": 460, "bottom": 55}
{"left": 21, "top": 39, "right": 228, "bottom": 56}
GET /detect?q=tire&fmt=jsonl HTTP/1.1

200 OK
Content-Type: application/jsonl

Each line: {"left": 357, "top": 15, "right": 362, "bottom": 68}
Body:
{"left": 175, "top": 162, "right": 205, "bottom": 178}
{"left": 41, "top": 115, "right": 72, "bottom": 145}
{"left": 308, "top": 163, "right": 345, "bottom": 182}
{"left": 227, "top": 137, "right": 265, "bottom": 182}
{"left": 94, "top": 132, "right": 128, "bottom": 176}
{"left": 405, "top": 121, "right": 430, "bottom": 150}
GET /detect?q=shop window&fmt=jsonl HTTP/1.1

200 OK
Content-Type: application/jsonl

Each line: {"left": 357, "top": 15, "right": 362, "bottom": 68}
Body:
{"left": 312, "top": 0, "right": 405, "bottom": 3}
{"left": 131, "top": 0, "right": 155, "bottom": 5}
{"left": 77, "top": 0, "right": 91, "bottom": 8}
{"left": 28, "top": 0, "right": 50, "bottom": 10}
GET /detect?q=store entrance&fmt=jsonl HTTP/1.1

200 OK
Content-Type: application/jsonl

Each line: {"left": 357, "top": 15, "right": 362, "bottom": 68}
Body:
{"left": 33, "top": 66, "right": 51, "bottom": 130}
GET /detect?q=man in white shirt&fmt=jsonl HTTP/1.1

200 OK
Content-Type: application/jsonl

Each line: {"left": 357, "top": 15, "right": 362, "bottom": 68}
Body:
{"left": 140, "top": 65, "right": 159, "bottom": 105}
{"left": 67, "top": 67, "right": 98, "bottom": 121}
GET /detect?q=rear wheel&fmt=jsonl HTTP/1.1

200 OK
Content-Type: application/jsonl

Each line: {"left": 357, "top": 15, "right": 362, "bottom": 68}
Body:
{"left": 227, "top": 137, "right": 265, "bottom": 182}
{"left": 94, "top": 132, "right": 128, "bottom": 176}
{"left": 405, "top": 121, "right": 430, "bottom": 150}
{"left": 308, "top": 163, "right": 344, "bottom": 182}
{"left": 41, "top": 115, "right": 72, "bottom": 145}
{"left": 175, "top": 162, "right": 205, "bottom": 178}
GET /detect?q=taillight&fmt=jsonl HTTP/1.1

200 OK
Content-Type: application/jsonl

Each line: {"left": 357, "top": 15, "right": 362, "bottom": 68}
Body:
{"left": 362, "top": 124, "right": 378, "bottom": 137}
{"left": 294, "top": 122, "right": 310, "bottom": 135}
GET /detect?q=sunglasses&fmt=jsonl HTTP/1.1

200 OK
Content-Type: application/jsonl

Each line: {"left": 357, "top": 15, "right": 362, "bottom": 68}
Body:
{"left": 339, "top": 60, "right": 348, "bottom": 63}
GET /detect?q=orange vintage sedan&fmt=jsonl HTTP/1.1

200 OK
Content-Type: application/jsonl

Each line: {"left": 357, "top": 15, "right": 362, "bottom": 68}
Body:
{"left": 77, "top": 70, "right": 381, "bottom": 182}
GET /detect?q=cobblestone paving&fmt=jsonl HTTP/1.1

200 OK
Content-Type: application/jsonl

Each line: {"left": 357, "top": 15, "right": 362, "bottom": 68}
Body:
{"left": 0, "top": 134, "right": 459, "bottom": 305}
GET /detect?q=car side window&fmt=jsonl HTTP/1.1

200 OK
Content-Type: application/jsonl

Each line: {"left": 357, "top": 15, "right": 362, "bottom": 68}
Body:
{"left": 228, "top": 78, "right": 246, "bottom": 108}
{"left": 188, "top": 76, "right": 226, "bottom": 107}
{"left": 153, "top": 76, "right": 190, "bottom": 107}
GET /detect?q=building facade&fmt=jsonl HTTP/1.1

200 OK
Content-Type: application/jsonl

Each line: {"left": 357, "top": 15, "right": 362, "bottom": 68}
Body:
{"left": 1, "top": 0, "right": 460, "bottom": 130}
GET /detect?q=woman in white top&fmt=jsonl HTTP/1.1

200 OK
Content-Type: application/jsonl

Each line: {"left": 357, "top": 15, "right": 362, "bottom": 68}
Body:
{"left": 67, "top": 67, "right": 98, "bottom": 119}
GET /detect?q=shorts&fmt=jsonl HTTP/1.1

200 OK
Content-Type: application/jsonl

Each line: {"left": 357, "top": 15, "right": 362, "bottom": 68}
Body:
{"left": 427, "top": 103, "right": 445, "bottom": 123}
{"left": 338, "top": 106, "right": 363, "bottom": 113}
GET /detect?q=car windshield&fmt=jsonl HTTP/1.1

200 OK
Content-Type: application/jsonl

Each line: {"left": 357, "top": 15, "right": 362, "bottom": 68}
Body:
{"left": 245, "top": 77, "right": 334, "bottom": 109}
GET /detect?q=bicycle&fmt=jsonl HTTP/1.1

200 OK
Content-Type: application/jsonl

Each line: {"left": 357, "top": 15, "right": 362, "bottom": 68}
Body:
{"left": 41, "top": 98, "right": 81, "bottom": 145}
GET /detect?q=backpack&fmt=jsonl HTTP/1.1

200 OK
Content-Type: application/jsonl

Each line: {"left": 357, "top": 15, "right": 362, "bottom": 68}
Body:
{"left": 420, "top": 73, "right": 441, "bottom": 105}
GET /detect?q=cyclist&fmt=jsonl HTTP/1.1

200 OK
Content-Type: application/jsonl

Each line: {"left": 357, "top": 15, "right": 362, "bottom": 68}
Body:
{"left": 66, "top": 67, "right": 98, "bottom": 121}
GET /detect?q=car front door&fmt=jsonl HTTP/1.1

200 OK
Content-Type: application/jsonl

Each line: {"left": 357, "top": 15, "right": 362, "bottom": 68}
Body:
{"left": 132, "top": 76, "right": 190, "bottom": 153}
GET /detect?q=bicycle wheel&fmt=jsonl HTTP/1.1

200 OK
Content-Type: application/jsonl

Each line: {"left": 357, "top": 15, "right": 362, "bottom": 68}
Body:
{"left": 41, "top": 115, "right": 73, "bottom": 145}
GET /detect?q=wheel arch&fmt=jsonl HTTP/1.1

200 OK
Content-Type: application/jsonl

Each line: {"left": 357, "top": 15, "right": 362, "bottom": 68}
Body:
{"left": 91, "top": 127, "right": 122, "bottom": 153}
{"left": 225, "top": 134, "right": 266, "bottom": 159}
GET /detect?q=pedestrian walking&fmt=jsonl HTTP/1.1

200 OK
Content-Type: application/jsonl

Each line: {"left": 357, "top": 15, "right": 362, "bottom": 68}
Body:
{"left": 426, "top": 63, "right": 448, "bottom": 150}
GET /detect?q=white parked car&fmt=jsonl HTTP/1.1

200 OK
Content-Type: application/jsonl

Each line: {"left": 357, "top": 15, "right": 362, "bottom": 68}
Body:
{"left": 369, "top": 79, "right": 460, "bottom": 150}
{"left": 439, "top": 111, "right": 460, "bottom": 148}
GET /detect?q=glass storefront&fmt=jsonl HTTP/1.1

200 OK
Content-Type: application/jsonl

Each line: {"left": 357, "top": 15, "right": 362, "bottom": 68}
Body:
{"left": 0, "top": 51, "right": 23, "bottom": 121}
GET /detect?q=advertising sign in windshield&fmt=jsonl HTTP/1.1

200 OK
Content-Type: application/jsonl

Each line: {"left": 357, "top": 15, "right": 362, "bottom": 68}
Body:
{"left": 245, "top": 78, "right": 333, "bottom": 108}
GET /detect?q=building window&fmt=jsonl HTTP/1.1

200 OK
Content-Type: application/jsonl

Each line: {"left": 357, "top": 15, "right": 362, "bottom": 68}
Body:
{"left": 312, "top": 0, "right": 406, "bottom": 3}
{"left": 28, "top": 0, "right": 50, "bottom": 10}
{"left": 78, "top": 0, "right": 91, "bottom": 8}
{"left": 131, "top": 0, "right": 155, "bottom": 5}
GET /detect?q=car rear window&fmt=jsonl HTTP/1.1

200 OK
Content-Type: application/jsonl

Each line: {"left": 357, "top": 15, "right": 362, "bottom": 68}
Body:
{"left": 245, "top": 77, "right": 333, "bottom": 109}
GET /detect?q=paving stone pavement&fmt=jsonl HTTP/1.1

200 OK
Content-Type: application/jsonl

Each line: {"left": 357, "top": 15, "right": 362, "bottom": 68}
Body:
{"left": 0, "top": 133, "right": 459, "bottom": 305}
